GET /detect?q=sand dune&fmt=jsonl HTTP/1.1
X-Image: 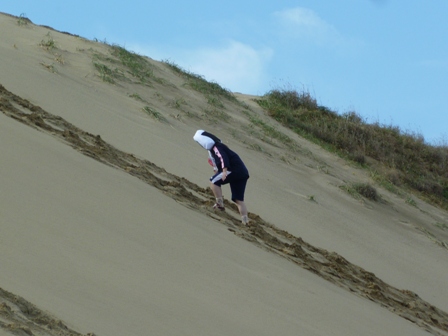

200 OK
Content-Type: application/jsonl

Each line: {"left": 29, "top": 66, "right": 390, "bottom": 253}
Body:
{"left": 1, "top": 12, "right": 448, "bottom": 336}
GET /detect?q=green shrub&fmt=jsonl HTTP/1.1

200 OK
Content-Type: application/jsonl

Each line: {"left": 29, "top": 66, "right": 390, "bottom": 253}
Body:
{"left": 257, "top": 88, "right": 448, "bottom": 209}
{"left": 342, "top": 182, "right": 379, "bottom": 202}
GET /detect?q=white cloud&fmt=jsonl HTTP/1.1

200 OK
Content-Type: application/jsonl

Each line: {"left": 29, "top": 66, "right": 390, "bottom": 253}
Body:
{"left": 274, "top": 7, "right": 343, "bottom": 46}
{"left": 183, "top": 41, "right": 272, "bottom": 94}
{"left": 128, "top": 41, "right": 272, "bottom": 95}
{"left": 275, "top": 7, "right": 328, "bottom": 29}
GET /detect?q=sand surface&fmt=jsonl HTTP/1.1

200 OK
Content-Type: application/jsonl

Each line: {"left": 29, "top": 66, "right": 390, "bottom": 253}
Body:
{"left": 1, "top": 12, "right": 448, "bottom": 336}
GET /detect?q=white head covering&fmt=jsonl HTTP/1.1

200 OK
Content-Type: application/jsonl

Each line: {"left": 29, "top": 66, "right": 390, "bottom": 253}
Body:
{"left": 193, "top": 130, "right": 218, "bottom": 150}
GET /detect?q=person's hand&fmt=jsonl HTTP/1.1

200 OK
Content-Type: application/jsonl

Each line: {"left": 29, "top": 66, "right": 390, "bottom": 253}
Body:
{"left": 221, "top": 170, "right": 227, "bottom": 181}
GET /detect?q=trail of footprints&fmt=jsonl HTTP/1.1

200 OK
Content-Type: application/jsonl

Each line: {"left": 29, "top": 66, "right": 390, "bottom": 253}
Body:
{"left": 1, "top": 84, "right": 447, "bottom": 335}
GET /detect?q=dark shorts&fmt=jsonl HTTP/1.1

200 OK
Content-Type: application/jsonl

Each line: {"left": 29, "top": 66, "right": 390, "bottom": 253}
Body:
{"left": 210, "top": 171, "right": 249, "bottom": 202}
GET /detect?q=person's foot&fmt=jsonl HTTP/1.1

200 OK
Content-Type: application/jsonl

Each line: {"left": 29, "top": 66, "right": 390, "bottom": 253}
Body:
{"left": 213, "top": 198, "right": 225, "bottom": 211}
{"left": 213, "top": 203, "right": 225, "bottom": 211}
{"left": 241, "top": 215, "right": 249, "bottom": 226}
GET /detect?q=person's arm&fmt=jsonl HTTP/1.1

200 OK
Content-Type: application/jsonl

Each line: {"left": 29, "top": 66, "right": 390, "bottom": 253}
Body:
{"left": 208, "top": 151, "right": 218, "bottom": 172}
{"left": 213, "top": 145, "right": 230, "bottom": 180}
{"left": 213, "top": 146, "right": 227, "bottom": 168}
{"left": 222, "top": 167, "right": 228, "bottom": 180}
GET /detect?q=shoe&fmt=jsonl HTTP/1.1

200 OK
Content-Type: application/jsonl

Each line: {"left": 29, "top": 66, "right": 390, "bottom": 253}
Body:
{"left": 241, "top": 215, "right": 249, "bottom": 226}
{"left": 213, "top": 203, "right": 225, "bottom": 211}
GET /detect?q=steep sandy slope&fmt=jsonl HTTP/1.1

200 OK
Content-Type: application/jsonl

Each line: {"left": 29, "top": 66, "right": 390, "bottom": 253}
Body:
{"left": 1, "top": 12, "right": 448, "bottom": 336}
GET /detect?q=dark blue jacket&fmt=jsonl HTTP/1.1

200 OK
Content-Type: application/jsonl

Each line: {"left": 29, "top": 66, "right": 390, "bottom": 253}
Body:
{"left": 211, "top": 143, "right": 249, "bottom": 179}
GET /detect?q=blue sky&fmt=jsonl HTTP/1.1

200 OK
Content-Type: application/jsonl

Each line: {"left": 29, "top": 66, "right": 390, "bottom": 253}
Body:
{"left": 2, "top": 0, "right": 447, "bottom": 144}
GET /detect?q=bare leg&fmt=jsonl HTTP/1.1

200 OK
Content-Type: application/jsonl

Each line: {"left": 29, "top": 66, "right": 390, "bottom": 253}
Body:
{"left": 211, "top": 182, "right": 248, "bottom": 224}
{"left": 210, "top": 182, "right": 223, "bottom": 199}
{"left": 235, "top": 200, "right": 247, "bottom": 216}
{"left": 210, "top": 182, "right": 224, "bottom": 209}
{"left": 235, "top": 200, "right": 249, "bottom": 225}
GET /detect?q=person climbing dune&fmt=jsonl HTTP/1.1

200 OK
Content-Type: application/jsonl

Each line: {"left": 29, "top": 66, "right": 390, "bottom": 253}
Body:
{"left": 193, "top": 130, "right": 250, "bottom": 226}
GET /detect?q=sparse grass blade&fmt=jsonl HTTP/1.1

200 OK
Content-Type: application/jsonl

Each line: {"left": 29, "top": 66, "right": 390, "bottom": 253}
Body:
{"left": 143, "top": 106, "right": 168, "bottom": 123}
{"left": 17, "top": 13, "right": 31, "bottom": 26}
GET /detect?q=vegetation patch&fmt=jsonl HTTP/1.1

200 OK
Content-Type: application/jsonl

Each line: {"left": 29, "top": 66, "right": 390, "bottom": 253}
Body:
{"left": 39, "top": 32, "right": 57, "bottom": 50}
{"left": 90, "top": 44, "right": 165, "bottom": 86}
{"left": 248, "top": 142, "right": 267, "bottom": 154}
{"left": 405, "top": 196, "right": 417, "bottom": 207}
{"left": 341, "top": 182, "right": 379, "bottom": 202}
{"left": 129, "top": 93, "right": 147, "bottom": 102}
{"left": 203, "top": 108, "right": 231, "bottom": 122}
{"left": 93, "top": 62, "right": 121, "bottom": 84}
{"left": 206, "top": 95, "right": 224, "bottom": 108}
{"left": 169, "top": 97, "right": 187, "bottom": 109}
{"left": 17, "top": 13, "right": 31, "bottom": 26}
{"left": 308, "top": 195, "right": 317, "bottom": 202}
{"left": 163, "top": 60, "right": 238, "bottom": 104}
{"left": 143, "top": 106, "right": 168, "bottom": 123}
{"left": 110, "top": 45, "right": 155, "bottom": 84}
{"left": 40, "top": 62, "right": 58, "bottom": 73}
{"left": 257, "top": 88, "right": 448, "bottom": 210}
{"left": 435, "top": 222, "right": 448, "bottom": 231}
